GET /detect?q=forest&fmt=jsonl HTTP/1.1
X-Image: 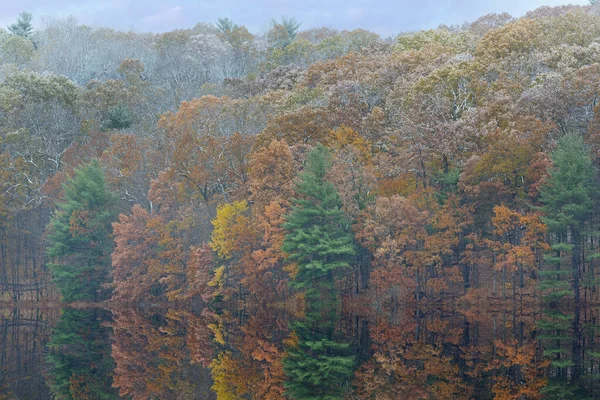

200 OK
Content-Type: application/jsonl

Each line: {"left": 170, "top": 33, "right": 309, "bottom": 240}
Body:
{"left": 1, "top": 2, "right": 600, "bottom": 399}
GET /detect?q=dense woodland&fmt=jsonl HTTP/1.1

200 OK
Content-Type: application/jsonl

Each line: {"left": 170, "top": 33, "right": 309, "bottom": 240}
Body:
{"left": 2, "top": 3, "right": 600, "bottom": 398}
{"left": 2, "top": 4, "right": 600, "bottom": 306}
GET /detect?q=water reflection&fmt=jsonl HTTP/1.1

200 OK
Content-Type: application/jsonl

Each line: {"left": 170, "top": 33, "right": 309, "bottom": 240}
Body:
{"left": 282, "top": 296, "right": 355, "bottom": 399}
{"left": 537, "top": 307, "right": 599, "bottom": 399}
{"left": 111, "top": 309, "right": 214, "bottom": 399}
{"left": 0, "top": 308, "right": 56, "bottom": 400}
{"left": 1, "top": 304, "right": 600, "bottom": 399}
{"left": 46, "top": 308, "right": 118, "bottom": 399}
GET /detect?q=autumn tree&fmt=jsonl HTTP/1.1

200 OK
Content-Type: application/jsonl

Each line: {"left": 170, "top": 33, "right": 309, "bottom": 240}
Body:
{"left": 352, "top": 309, "right": 471, "bottom": 399}
{"left": 485, "top": 339, "right": 550, "bottom": 399}
{"left": 158, "top": 96, "right": 258, "bottom": 204}
{"left": 110, "top": 204, "right": 158, "bottom": 303}
{"left": 209, "top": 200, "right": 254, "bottom": 300}
{"left": 112, "top": 174, "right": 214, "bottom": 303}
{"left": 487, "top": 205, "right": 549, "bottom": 301}
{"left": 268, "top": 17, "right": 301, "bottom": 51}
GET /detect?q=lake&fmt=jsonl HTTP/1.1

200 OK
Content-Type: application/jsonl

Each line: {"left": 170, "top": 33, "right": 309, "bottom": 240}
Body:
{"left": 1, "top": 303, "right": 599, "bottom": 399}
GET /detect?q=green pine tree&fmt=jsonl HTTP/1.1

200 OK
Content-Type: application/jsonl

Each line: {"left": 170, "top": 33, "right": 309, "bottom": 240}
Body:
{"left": 103, "top": 103, "right": 134, "bottom": 131}
{"left": 46, "top": 160, "right": 118, "bottom": 302}
{"left": 8, "top": 12, "right": 34, "bottom": 38}
{"left": 538, "top": 134, "right": 598, "bottom": 304}
{"left": 282, "top": 144, "right": 356, "bottom": 299}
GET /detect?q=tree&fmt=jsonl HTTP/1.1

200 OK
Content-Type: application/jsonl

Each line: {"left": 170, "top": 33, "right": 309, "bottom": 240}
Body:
{"left": 46, "top": 161, "right": 118, "bottom": 302}
{"left": 8, "top": 12, "right": 33, "bottom": 38}
{"left": 210, "top": 200, "right": 250, "bottom": 259}
{"left": 217, "top": 18, "right": 238, "bottom": 34}
{"left": 352, "top": 312, "right": 471, "bottom": 399}
{"left": 102, "top": 103, "right": 134, "bottom": 131}
{"left": 268, "top": 17, "right": 301, "bottom": 50}
{"left": 248, "top": 139, "right": 296, "bottom": 212}
{"left": 282, "top": 144, "right": 355, "bottom": 298}
{"left": 216, "top": 23, "right": 256, "bottom": 77}
{"left": 488, "top": 205, "right": 549, "bottom": 301}
{"left": 539, "top": 134, "right": 599, "bottom": 304}
{"left": 157, "top": 96, "right": 258, "bottom": 204}
{"left": 185, "top": 33, "right": 232, "bottom": 81}
{"left": 485, "top": 339, "right": 550, "bottom": 399}
{"left": 0, "top": 34, "right": 34, "bottom": 66}
{"left": 110, "top": 204, "right": 157, "bottom": 303}
{"left": 279, "top": 17, "right": 301, "bottom": 41}
{"left": 355, "top": 194, "right": 467, "bottom": 305}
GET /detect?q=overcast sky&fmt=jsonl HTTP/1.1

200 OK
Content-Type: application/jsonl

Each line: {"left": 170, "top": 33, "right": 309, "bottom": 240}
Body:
{"left": 0, "top": 0, "right": 590, "bottom": 37}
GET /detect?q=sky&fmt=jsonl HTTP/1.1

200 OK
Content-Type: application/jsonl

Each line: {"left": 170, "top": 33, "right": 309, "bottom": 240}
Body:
{"left": 0, "top": 0, "right": 590, "bottom": 37}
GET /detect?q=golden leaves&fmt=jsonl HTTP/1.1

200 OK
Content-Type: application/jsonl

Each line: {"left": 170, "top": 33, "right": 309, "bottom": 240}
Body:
{"left": 210, "top": 200, "right": 249, "bottom": 259}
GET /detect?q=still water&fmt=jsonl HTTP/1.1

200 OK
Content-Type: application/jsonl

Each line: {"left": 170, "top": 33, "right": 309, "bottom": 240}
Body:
{"left": 1, "top": 304, "right": 599, "bottom": 399}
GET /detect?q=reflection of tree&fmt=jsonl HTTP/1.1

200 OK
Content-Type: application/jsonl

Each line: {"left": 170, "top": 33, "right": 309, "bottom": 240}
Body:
{"left": 45, "top": 308, "right": 118, "bottom": 399}
{"left": 353, "top": 310, "right": 470, "bottom": 399}
{"left": 208, "top": 308, "right": 290, "bottom": 399}
{"left": 485, "top": 339, "right": 549, "bottom": 399}
{"left": 111, "top": 308, "right": 214, "bottom": 400}
{"left": 19, "top": 303, "right": 600, "bottom": 399}
{"left": 0, "top": 308, "right": 56, "bottom": 400}
{"left": 238, "top": 309, "right": 289, "bottom": 399}
{"left": 283, "top": 297, "right": 355, "bottom": 399}
{"left": 352, "top": 305, "right": 553, "bottom": 399}
{"left": 538, "top": 306, "right": 600, "bottom": 399}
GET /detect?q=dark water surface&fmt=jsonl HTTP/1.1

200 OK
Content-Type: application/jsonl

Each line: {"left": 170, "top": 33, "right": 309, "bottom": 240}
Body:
{"left": 1, "top": 304, "right": 599, "bottom": 399}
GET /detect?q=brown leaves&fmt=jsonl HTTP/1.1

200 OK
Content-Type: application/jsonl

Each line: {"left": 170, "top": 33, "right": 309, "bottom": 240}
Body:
{"left": 255, "top": 106, "right": 331, "bottom": 149}
{"left": 248, "top": 139, "right": 296, "bottom": 212}
{"left": 111, "top": 205, "right": 157, "bottom": 303}
{"left": 157, "top": 96, "right": 258, "bottom": 205}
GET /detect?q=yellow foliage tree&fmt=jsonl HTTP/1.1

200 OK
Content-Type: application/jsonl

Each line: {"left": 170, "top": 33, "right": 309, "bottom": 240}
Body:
{"left": 210, "top": 200, "right": 249, "bottom": 259}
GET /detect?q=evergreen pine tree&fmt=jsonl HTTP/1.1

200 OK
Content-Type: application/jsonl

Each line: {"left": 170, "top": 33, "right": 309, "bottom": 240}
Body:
{"left": 103, "top": 103, "right": 134, "bottom": 131}
{"left": 47, "top": 161, "right": 118, "bottom": 302}
{"left": 282, "top": 144, "right": 355, "bottom": 299}
{"left": 539, "top": 134, "right": 598, "bottom": 304}
{"left": 8, "top": 12, "right": 34, "bottom": 38}
{"left": 216, "top": 17, "right": 238, "bottom": 34}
